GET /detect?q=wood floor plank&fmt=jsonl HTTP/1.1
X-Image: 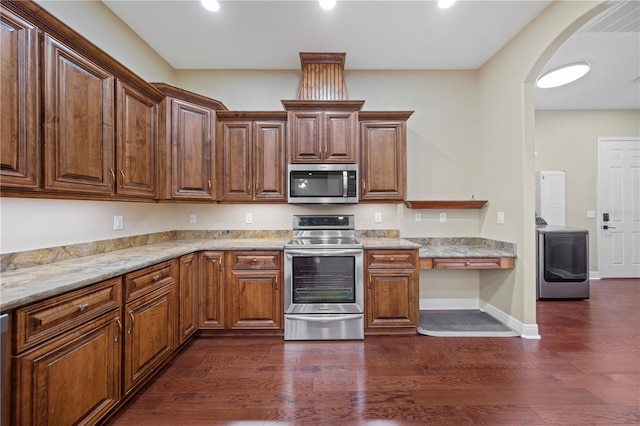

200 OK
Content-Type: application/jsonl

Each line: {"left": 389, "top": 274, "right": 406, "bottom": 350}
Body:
{"left": 105, "top": 279, "right": 640, "bottom": 425}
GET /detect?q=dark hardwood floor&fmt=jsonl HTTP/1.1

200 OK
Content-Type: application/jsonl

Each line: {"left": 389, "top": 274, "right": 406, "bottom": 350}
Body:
{"left": 106, "top": 279, "right": 639, "bottom": 425}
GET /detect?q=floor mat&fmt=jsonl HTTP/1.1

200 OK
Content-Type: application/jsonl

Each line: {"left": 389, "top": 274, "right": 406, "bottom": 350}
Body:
{"left": 417, "top": 310, "right": 520, "bottom": 337}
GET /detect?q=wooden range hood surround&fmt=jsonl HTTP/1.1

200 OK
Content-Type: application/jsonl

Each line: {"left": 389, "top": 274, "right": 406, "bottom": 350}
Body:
{"left": 282, "top": 52, "right": 365, "bottom": 111}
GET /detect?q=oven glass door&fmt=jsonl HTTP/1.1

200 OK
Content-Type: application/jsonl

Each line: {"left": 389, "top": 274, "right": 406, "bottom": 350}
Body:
{"left": 284, "top": 249, "right": 363, "bottom": 314}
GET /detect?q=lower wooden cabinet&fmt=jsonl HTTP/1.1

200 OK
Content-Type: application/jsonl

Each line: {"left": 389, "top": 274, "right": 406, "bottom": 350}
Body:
{"left": 227, "top": 251, "right": 282, "bottom": 329}
{"left": 123, "top": 260, "right": 177, "bottom": 395}
{"left": 178, "top": 253, "right": 199, "bottom": 343}
{"left": 199, "top": 251, "right": 225, "bottom": 329}
{"left": 365, "top": 249, "right": 419, "bottom": 330}
{"left": 13, "top": 309, "right": 122, "bottom": 425}
{"left": 199, "top": 250, "right": 283, "bottom": 330}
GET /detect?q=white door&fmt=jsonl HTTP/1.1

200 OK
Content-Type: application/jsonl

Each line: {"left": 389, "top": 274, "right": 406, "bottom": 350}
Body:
{"left": 598, "top": 137, "right": 640, "bottom": 278}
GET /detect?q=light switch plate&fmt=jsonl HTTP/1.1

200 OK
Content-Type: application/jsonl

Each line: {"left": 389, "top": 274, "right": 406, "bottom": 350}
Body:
{"left": 189, "top": 214, "right": 197, "bottom": 224}
{"left": 245, "top": 213, "right": 253, "bottom": 224}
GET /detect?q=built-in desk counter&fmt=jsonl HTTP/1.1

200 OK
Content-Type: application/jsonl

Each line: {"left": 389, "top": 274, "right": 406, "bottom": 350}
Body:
{"left": 406, "top": 237, "right": 517, "bottom": 270}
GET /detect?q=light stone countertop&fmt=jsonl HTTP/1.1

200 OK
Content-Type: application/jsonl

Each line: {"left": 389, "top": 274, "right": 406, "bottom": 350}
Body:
{"left": 0, "top": 238, "right": 287, "bottom": 312}
{"left": 0, "top": 236, "right": 515, "bottom": 312}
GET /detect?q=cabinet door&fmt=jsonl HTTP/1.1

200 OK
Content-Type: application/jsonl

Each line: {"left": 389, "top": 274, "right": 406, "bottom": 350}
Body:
{"left": 0, "top": 7, "right": 39, "bottom": 189}
{"left": 178, "top": 253, "right": 198, "bottom": 344}
{"left": 115, "top": 80, "right": 157, "bottom": 198}
{"left": 324, "top": 111, "right": 358, "bottom": 163}
{"left": 171, "top": 99, "right": 215, "bottom": 200}
{"left": 288, "top": 111, "right": 322, "bottom": 163}
{"left": 366, "top": 269, "right": 419, "bottom": 328}
{"left": 219, "top": 121, "right": 252, "bottom": 201}
{"left": 14, "top": 311, "right": 122, "bottom": 425}
{"left": 227, "top": 269, "right": 281, "bottom": 329}
{"left": 124, "top": 284, "right": 176, "bottom": 394}
{"left": 254, "top": 121, "right": 286, "bottom": 201}
{"left": 360, "top": 121, "right": 406, "bottom": 201}
{"left": 200, "top": 251, "right": 225, "bottom": 329}
{"left": 43, "top": 34, "right": 115, "bottom": 194}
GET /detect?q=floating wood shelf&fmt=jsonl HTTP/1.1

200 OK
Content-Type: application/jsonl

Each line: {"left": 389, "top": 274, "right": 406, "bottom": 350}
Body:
{"left": 404, "top": 200, "right": 488, "bottom": 209}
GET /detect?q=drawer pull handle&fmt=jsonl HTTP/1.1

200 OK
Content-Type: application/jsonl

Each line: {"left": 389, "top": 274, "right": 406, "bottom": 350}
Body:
{"left": 252, "top": 258, "right": 258, "bottom": 263}
{"left": 128, "top": 310, "right": 134, "bottom": 334}
{"left": 152, "top": 275, "right": 161, "bottom": 282}
{"left": 389, "top": 257, "right": 395, "bottom": 262}
{"left": 78, "top": 303, "right": 89, "bottom": 312}
{"left": 465, "top": 262, "right": 471, "bottom": 266}
{"left": 115, "top": 317, "right": 122, "bottom": 342}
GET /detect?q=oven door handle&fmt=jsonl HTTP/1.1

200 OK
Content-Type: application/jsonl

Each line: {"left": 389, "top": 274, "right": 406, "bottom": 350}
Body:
{"left": 286, "top": 314, "right": 363, "bottom": 322}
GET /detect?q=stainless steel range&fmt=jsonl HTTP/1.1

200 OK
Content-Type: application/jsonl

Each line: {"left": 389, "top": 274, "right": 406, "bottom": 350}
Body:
{"left": 284, "top": 214, "right": 364, "bottom": 340}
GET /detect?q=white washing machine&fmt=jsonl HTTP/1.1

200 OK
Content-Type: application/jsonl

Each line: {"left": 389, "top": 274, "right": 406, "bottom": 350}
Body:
{"left": 536, "top": 221, "right": 589, "bottom": 300}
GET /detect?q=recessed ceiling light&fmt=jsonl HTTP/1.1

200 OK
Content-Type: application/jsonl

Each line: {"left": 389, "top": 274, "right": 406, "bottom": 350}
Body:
{"left": 439, "top": 0, "right": 457, "bottom": 9}
{"left": 201, "top": 0, "right": 220, "bottom": 12}
{"left": 319, "top": 0, "right": 336, "bottom": 10}
{"left": 536, "top": 62, "right": 590, "bottom": 89}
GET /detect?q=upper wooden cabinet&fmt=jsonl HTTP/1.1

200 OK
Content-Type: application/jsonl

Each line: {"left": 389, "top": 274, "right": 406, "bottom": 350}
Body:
{"left": 217, "top": 112, "right": 287, "bottom": 202}
{"left": 1, "top": 1, "right": 163, "bottom": 200}
{"left": 153, "top": 83, "right": 226, "bottom": 201}
{"left": 42, "top": 34, "right": 115, "bottom": 194}
{"left": 283, "top": 100, "right": 363, "bottom": 164}
{"left": 0, "top": 6, "right": 39, "bottom": 190}
{"left": 115, "top": 81, "right": 160, "bottom": 198}
{"left": 359, "top": 111, "right": 413, "bottom": 202}
{"left": 42, "top": 36, "right": 162, "bottom": 198}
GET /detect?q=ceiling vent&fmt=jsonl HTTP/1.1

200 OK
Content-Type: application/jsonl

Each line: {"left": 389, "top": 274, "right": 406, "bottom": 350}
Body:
{"left": 581, "top": 0, "right": 639, "bottom": 33}
{"left": 297, "top": 52, "right": 349, "bottom": 100}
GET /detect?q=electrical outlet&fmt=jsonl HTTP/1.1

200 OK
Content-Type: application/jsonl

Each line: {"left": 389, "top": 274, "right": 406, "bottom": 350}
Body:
{"left": 189, "top": 214, "right": 197, "bottom": 224}
{"left": 439, "top": 212, "right": 447, "bottom": 223}
{"left": 113, "top": 215, "right": 124, "bottom": 230}
{"left": 374, "top": 212, "right": 382, "bottom": 223}
{"left": 497, "top": 211, "right": 505, "bottom": 224}
{"left": 415, "top": 213, "right": 422, "bottom": 223}
{"left": 245, "top": 213, "right": 253, "bottom": 224}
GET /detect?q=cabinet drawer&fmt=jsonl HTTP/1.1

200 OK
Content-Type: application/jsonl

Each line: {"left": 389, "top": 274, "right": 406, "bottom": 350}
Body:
{"left": 230, "top": 251, "right": 281, "bottom": 270}
{"left": 433, "top": 258, "right": 506, "bottom": 269}
{"left": 366, "top": 250, "right": 417, "bottom": 269}
{"left": 125, "top": 259, "right": 178, "bottom": 302}
{"left": 14, "top": 277, "right": 122, "bottom": 353}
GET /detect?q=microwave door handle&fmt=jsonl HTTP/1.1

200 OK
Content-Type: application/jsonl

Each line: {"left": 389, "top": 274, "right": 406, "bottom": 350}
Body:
{"left": 343, "top": 171, "right": 348, "bottom": 197}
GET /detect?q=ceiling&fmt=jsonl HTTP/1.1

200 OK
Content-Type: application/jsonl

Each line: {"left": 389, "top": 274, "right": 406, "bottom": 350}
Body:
{"left": 102, "top": 0, "right": 640, "bottom": 110}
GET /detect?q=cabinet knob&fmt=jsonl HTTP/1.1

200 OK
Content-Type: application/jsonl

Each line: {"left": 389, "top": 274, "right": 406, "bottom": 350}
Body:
{"left": 252, "top": 257, "right": 258, "bottom": 263}
{"left": 465, "top": 262, "right": 471, "bottom": 267}
{"left": 390, "top": 257, "right": 395, "bottom": 262}
{"left": 78, "top": 303, "right": 89, "bottom": 312}
{"left": 152, "top": 275, "right": 161, "bottom": 282}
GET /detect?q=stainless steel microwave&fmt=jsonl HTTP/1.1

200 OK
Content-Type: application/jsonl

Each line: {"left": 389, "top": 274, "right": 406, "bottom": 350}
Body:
{"left": 287, "top": 164, "right": 358, "bottom": 204}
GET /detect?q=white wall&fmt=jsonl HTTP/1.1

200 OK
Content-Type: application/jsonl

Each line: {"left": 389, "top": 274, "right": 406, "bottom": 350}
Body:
{"left": 476, "top": 0, "right": 606, "bottom": 329}
{"left": 535, "top": 109, "right": 640, "bottom": 273}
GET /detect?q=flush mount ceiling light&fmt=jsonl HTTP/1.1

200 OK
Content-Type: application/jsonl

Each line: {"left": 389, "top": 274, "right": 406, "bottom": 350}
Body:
{"left": 438, "top": 0, "right": 457, "bottom": 9}
{"left": 536, "top": 62, "right": 590, "bottom": 89}
{"left": 201, "top": 0, "right": 220, "bottom": 12}
{"left": 319, "top": 0, "right": 336, "bottom": 10}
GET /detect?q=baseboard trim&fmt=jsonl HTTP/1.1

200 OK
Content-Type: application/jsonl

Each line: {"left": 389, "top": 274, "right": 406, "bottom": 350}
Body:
{"left": 419, "top": 298, "right": 541, "bottom": 339}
